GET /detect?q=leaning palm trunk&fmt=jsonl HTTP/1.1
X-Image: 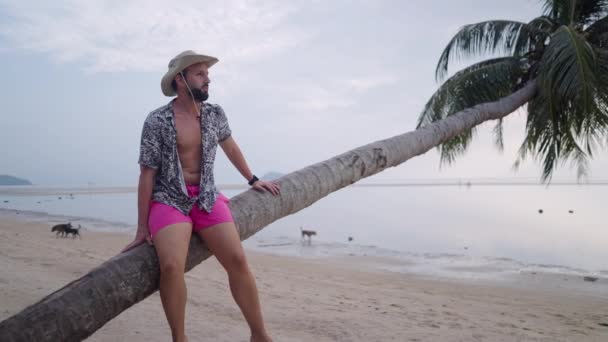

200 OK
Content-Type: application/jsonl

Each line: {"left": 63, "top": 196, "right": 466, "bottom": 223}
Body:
{"left": 0, "top": 81, "right": 537, "bottom": 341}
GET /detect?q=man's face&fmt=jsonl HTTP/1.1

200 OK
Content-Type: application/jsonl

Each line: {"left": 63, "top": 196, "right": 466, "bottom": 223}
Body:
{"left": 180, "top": 62, "right": 210, "bottom": 102}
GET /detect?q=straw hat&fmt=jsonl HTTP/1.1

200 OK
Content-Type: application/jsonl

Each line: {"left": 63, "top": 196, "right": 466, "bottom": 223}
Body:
{"left": 160, "top": 50, "right": 219, "bottom": 96}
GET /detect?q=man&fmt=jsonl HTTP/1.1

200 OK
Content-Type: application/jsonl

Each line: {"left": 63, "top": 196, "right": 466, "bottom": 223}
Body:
{"left": 122, "top": 50, "right": 279, "bottom": 342}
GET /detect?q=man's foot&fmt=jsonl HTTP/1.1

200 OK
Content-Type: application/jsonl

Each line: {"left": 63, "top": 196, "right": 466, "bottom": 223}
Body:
{"left": 250, "top": 333, "right": 272, "bottom": 342}
{"left": 174, "top": 335, "right": 188, "bottom": 342}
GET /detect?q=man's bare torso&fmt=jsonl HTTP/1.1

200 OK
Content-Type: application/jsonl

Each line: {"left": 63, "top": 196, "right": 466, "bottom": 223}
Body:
{"left": 174, "top": 110, "right": 202, "bottom": 185}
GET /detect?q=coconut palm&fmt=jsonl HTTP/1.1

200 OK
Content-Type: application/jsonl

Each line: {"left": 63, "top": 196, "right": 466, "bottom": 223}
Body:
{"left": 418, "top": 0, "right": 608, "bottom": 181}
{"left": 1, "top": 1, "right": 608, "bottom": 341}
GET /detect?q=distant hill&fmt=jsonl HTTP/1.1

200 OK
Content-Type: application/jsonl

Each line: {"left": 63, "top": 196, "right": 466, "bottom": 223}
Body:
{"left": 0, "top": 175, "right": 32, "bottom": 186}
{"left": 261, "top": 171, "right": 284, "bottom": 181}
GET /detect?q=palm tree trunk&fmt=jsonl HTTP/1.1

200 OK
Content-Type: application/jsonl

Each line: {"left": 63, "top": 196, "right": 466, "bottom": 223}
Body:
{"left": 0, "top": 81, "right": 537, "bottom": 342}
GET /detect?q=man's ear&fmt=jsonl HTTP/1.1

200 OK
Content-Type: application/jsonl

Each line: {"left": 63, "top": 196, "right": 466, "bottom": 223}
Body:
{"left": 174, "top": 73, "right": 183, "bottom": 87}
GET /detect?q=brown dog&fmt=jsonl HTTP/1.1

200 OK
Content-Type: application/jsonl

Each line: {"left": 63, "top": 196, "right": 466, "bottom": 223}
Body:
{"left": 51, "top": 222, "right": 71, "bottom": 238}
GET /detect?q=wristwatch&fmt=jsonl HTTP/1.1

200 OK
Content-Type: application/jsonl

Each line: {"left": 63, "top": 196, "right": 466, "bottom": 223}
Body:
{"left": 248, "top": 175, "right": 259, "bottom": 186}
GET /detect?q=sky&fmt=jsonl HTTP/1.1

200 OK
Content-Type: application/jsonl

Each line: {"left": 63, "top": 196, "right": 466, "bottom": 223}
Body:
{"left": 0, "top": 0, "right": 607, "bottom": 186}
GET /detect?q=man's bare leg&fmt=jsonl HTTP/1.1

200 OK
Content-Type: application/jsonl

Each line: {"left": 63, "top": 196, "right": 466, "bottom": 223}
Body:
{"left": 197, "top": 222, "right": 272, "bottom": 342}
{"left": 153, "top": 223, "right": 193, "bottom": 342}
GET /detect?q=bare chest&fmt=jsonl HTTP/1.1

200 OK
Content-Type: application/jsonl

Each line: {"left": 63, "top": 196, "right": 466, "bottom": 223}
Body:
{"left": 174, "top": 115, "right": 202, "bottom": 153}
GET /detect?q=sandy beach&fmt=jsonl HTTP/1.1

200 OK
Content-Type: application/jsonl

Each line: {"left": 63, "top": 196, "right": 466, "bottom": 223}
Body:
{"left": 1, "top": 214, "right": 607, "bottom": 341}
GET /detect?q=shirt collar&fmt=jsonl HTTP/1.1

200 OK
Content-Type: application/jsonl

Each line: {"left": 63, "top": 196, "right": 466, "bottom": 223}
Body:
{"left": 165, "top": 99, "right": 210, "bottom": 120}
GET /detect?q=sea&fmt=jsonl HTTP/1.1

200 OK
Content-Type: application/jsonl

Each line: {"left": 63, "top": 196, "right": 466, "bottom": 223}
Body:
{"left": 1, "top": 182, "right": 607, "bottom": 293}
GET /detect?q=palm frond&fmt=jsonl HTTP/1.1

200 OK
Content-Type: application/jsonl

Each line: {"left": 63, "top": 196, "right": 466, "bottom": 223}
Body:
{"left": 435, "top": 20, "right": 538, "bottom": 81}
{"left": 420, "top": 57, "right": 526, "bottom": 164}
{"left": 576, "top": 0, "right": 608, "bottom": 24}
{"left": 438, "top": 130, "right": 475, "bottom": 167}
{"left": 586, "top": 48, "right": 608, "bottom": 151}
{"left": 593, "top": 47, "right": 608, "bottom": 112}
{"left": 538, "top": 25, "right": 598, "bottom": 129}
{"left": 543, "top": 0, "right": 570, "bottom": 25}
{"left": 516, "top": 28, "right": 608, "bottom": 182}
{"left": 542, "top": 0, "right": 608, "bottom": 26}
{"left": 493, "top": 118, "right": 505, "bottom": 151}
{"left": 585, "top": 15, "right": 608, "bottom": 47}
{"left": 420, "top": 57, "right": 526, "bottom": 127}
{"left": 528, "top": 15, "right": 560, "bottom": 32}
{"left": 513, "top": 16, "right": 557, "bottom": 57}
{"left": 516, "top": 91, "right": 591, "bottom": 182}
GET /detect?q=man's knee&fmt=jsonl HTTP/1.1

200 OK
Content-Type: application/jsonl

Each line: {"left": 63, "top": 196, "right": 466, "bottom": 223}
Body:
{"left": 224, "top": 251, "right": 249, "bottom": 273}
{"left": 160, "top": 259, "right": 185, "bottom": 276}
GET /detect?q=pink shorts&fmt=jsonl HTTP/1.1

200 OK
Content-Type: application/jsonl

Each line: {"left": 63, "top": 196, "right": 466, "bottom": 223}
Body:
{"left": 148, "top": 185, "right": 233, "bottom": 239}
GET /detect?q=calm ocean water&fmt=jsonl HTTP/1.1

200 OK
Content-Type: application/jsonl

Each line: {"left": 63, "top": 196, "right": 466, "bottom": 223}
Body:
{"left": 1, "top": 184, "right": 607, "bottom": 281}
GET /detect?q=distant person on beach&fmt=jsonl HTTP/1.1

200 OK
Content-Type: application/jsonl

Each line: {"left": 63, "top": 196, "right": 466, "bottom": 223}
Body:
{"left": 122, "top": 50, "right": 279, "bottom": 342}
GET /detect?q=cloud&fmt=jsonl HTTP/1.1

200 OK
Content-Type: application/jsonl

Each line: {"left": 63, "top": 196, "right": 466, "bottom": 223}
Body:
{"left": 0, "top": 0, "right": 309, "bottom": 72}
{"left": 348, "top": 75, "right": 398, "bottom": 92}
{"left": 286, "top": 74, "right": 400, "bottom": 111}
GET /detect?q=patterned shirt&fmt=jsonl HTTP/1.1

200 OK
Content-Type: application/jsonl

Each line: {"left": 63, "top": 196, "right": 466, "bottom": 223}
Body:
{"left": 138, "top": 99, "right": 232, "bottom": 214}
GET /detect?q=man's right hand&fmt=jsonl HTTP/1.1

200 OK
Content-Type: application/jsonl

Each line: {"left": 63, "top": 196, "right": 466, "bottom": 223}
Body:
{"left": 121, "top": 231, "right": 153, "bottom": 253}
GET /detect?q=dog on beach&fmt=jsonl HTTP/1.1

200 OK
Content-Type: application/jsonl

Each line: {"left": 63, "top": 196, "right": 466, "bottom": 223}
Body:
{"left": 300, "top": 226, "right": 317, "bottom": 245}
{"left": 51, "top": 222, "right": 71, "bottom": 238}
{"left": 51, "top": 222, "right": 82, "bottom": 239}
{"left": 65, "top": 224, "right": 82, "bottom": 239}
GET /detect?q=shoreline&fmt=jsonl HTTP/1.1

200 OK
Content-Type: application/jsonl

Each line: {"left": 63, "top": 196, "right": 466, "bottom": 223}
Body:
{"left": 1, "top": 214, "right": 608, "bottom": 341}
{"left": 0, "top": 184, "right": 251, "bottom": 196}
{"left": 1, "top": 206, "right": 607, "bottom": 292}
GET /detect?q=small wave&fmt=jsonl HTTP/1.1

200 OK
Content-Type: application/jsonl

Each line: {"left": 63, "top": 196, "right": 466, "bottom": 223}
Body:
{"left": 0, "top": 207, "right": 134, "bottom": 233}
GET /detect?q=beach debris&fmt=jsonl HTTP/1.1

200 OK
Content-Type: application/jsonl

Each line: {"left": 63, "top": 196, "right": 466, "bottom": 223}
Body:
{"left": 58, "top": 196, "right": 62, "bottom": 200}
{"left": 464, "top": 246, "right": 469, "bottom": 250}
{"left": 348, "top": 236, "right": 354, "bottom": 242}
{"left": 538, "top": 209, "right": 543, "bottom": 214}
{"left": 3, "top": 200, "right": 8, "bottom": 203}
{"left": 599, "top": 322, "right": 608, "bottom": 327}
{"left": 568, "top": 210, "right": 574, "bottom": 214}
{"left": 583, "top": 276, "right": 598, "bottom": 282}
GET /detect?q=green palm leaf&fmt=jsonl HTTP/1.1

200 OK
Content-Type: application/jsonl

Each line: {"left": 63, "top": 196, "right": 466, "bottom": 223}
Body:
{"left": 517, "top": 91, "right": 591, "bottom": 182}
{"left": 423, "top": 0, "right": 608, "bottom": 182}
{"left": 538, "top": 26, "right": 598, "bottom": 129}
{"left": 513, "top": 16, "right": 557, "bottom": 58}
{"left": 435, "top": 20, "right": 538, "bottom": 81}
{"left": 585, "top": 15, "right": 608, "bottom": 46}
{"left": 419, "top": 57, "right": 526, "bottom": 164}
{"left": 517, "top": 24, "right": 608, "bottom": 181}
{"left": 420, "top": 57, "right": 526, "bottom": 127}
{"left": 542, "top": 0, "right": 608, "bottom": 25}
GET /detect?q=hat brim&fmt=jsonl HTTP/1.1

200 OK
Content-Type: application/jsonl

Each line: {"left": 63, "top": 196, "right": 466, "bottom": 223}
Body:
{"left": 161, "top": 54, "right": 219, "bottom": 97}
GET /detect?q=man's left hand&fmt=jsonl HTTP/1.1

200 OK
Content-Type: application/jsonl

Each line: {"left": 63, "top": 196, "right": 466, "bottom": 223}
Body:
{"left": 252, "top": 180, "right": 280, "bottom": 196}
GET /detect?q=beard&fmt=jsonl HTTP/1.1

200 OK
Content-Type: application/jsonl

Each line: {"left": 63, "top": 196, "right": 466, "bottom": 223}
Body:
{"left": 183, "top": 78, "right": 209, "bottom": 102}
{"left": 189, "top": 88, "right": 209, "bottom": 102}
